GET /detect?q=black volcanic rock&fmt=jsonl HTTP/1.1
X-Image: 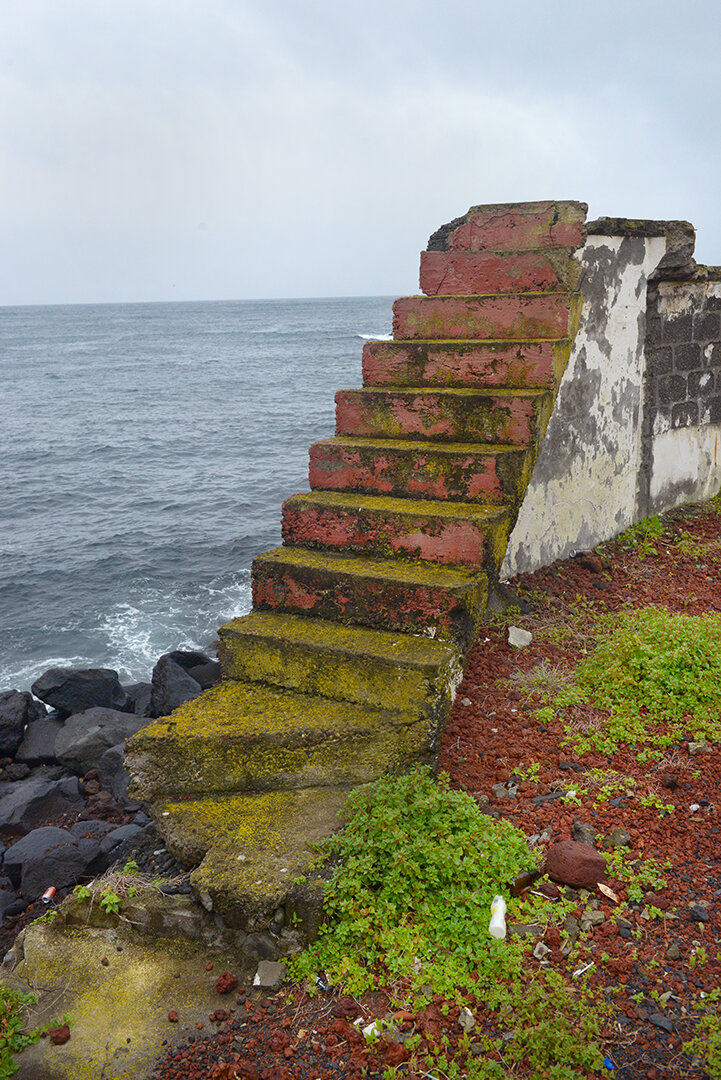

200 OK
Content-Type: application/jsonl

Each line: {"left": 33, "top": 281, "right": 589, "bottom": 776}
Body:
{"left": 31, "top": 667, "right": 130, "bottom": 717}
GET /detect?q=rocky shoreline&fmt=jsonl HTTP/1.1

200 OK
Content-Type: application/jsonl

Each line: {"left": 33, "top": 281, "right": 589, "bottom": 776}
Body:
{"left": 0, "top": 649, "right": 221, "bottom": 955}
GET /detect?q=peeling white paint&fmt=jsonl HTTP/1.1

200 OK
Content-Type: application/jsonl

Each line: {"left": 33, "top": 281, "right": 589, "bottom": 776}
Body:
{"left": 502, "top": 234, "right": 666, "bottom": 577}
{"left": 649, "top": 423, "right": 721, "bottom": 509}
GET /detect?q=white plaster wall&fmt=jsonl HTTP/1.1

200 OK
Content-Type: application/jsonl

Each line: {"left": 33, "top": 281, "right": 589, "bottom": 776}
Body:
{"left": 649, "top": 423, "right": 721, "bottom": 507}
{"left": 502, "top": 234, "right": 667, "bottom": 578}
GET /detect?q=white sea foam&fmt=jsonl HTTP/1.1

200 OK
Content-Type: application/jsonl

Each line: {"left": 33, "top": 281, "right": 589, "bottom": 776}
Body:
{"left": 99, "top": 571, "right": 252, "bottom": 683}
{"left": 357, "top": 332, "right": 393, "bottom": 341}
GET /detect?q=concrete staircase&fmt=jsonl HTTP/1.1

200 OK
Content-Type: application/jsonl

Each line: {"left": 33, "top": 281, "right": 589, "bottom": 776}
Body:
{"left": 126, "top": 200, "right": 587, "bottom": 948}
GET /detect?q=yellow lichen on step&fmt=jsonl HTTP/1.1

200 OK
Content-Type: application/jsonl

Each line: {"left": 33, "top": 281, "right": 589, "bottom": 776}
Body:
{"left": 154, "top": 786, "right": 350, "bottom": 931}
{"left": 218, "top": 611, "right": 464, "bottom": 722}
{"left": 126, "top": 679, "right": 431, "bottom": 798}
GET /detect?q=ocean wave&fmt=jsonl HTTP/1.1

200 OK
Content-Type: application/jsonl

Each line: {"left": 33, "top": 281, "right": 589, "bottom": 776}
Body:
{"left": 357, "top": 332, "right": 393, "bottom": 341}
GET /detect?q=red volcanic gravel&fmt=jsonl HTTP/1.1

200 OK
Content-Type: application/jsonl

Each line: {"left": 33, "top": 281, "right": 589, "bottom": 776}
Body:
{"left": 151, "top": 501, "right": 721, "bottom": 1080}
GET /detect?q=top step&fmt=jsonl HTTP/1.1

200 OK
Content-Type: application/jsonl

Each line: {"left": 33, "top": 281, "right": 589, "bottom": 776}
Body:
{"left": 427, "top": 200, "right": 588, "bottom": 254}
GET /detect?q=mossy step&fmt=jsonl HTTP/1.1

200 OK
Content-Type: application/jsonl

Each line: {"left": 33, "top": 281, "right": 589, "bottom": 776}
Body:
{"left": 335, "top": 386, "right": 553, "bottom": 446}
{"left": 126, "top": 679, "right": 431, "bottom": 799}
{"left": 153, "top": 786, "right": 350, "bottom": 934}
{"left": 361, "top": 337, "right": 572, "bottom": 390}
{"left": 309, "top": 436, "right": 531, "bottom": 505}
{"left": 218, "top": 611, "right": 463, "bottom": 726}
{"left": 252, "top": 546, "right": 487, "bottom": 648}
{"left": 392, "top": 292, "right": 582, "bottom": 341}
{"left": 282, "top": 489, "right": 511, "bottom": 571}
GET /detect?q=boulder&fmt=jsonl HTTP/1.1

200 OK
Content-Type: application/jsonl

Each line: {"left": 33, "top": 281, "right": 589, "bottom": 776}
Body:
{"left": 150, "top": 654, "right": 203, "bottom": 718}
{"left": 3, "top": 825, "right": 101, "bottom": 899}
{"left": 544, "top": 840, "right": 607, "bottom": 889}
{"left": 31, "top": 667, "right": 130, "bottom": 717}
{"left": 99, "top": 823, "right": 146, "bottom": 859}
{"left": 123, "top": 682, "right": 153, "bottom": 717}
{"left": 0, "top": 890, "right": 19, "bottom": 924}
{"left": 184, "top": 661, "right": 220, "bottom": 690}
{"left": 54, "top": 708, "right": 149, "bottom": 775}
{"left": 0, "top": 777, "right": 85, "bottom": 836}
{"left": 98, "top": 743, "right": 130, "bottom": 800}
{"left": 15, "top": 715, "right": 64, "bottom": 765}
{"left": 0, "top": 690, "right": 46, "bottom": 756}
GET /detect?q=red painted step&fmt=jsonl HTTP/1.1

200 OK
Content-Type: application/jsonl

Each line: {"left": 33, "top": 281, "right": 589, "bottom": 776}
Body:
{"left": 309, "top": 437, "right": 530, "bottom": 505}
{"left": 252, "top": 546, "right": 487, "bottom": 649}
{"left": 361, "top": 338, "right": 563, "bottom": 389}
{"left": 392, "top": 293, "right": 578, "bottom": 341}
{"left": 419, "top": 248, "right": 581, "bottom": 296}
{"left": 281, "top": 491, "right": 510, "bottom": 570}
{"left": 335, "top": 387, "right": 552, "bottom": 446}
{"left": 426, "top": 200, "right": 587, "bottom": 253}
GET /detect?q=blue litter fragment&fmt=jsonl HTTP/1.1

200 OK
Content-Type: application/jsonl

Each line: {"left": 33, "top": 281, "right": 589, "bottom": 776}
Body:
{"left": 604, "top": 1057, "right": 615, "bottom": 1070}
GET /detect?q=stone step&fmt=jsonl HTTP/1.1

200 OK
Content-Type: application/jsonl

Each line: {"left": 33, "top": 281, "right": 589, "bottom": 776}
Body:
{"left": 335, "top": 387, "right": 553, "bottom": 446}
{"left": 362, "top": 338, "right": 570, "bottom": 389}
{"left": 281, "top": 490, "right": 511, "bottom": 570}
{"left": 127, "top": 680, "right": 430, "bottom": 800}
{"left": 426, "top": 200, "right": 587, "bottom": 253}
{"left": 393, "top": 292, "right": 581, "bottom": 341}
{"left": 252, "top": 546, "right": 487, "bottom": 648}
{"left": 309, "top": 436, "right": 531, "bottom": 505}
{"left": 153, "top": 785, "right": 351, "bottom": 934}
{"left": 419, "top": 247, "right": 582, "bottom": 296}
{"left": 218, "top": 611, "right": 462, "bottom": 726}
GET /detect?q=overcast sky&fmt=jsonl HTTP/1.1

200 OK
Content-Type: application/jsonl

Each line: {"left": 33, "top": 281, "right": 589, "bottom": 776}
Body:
{"left": 3, "top": 0, "right": 721, "bottom": 305}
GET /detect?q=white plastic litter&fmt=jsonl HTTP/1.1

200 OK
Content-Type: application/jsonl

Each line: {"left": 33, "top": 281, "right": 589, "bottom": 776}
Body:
{"left": 488, "top": 894, "right": 507, "bottom": 939}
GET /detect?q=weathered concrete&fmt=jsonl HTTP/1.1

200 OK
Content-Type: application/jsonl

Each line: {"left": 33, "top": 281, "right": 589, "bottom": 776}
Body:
{"left": 502, "top": 233, "right": 667, "bottom": 575}
{"left": 4, "top": 919, "right": 254, "bottom": 1080}
{"left": 393, "top": 292, "right": 580, "bottom": 341}
{"left": 335, "top": 387, "right": 553, "bottom": 446}
{"left": 361, "top": 338, "right": 567, "bottom": 389}
{"left": 252, "top": 545, "right": 487, "bottom": 646}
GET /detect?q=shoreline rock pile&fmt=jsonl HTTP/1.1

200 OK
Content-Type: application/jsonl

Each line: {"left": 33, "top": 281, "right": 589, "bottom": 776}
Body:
{"left": 0, "top": 651, "right": 219, "bottom": 942}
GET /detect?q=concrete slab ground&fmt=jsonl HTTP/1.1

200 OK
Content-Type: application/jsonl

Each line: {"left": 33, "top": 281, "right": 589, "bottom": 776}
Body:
{"left": 3, "top": 918, "right": 253, "bottom": 1080}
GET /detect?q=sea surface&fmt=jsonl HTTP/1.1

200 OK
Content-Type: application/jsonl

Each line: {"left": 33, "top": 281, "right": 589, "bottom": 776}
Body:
{"left": 1, "top": 297, "right": 393, "bottom": 692}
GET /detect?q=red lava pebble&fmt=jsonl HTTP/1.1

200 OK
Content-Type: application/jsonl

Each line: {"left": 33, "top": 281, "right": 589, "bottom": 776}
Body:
{"left": 167, "top": 1010, "right": 179, "bottom": 1023}
{"left": 215, "top": 971, "right": 239, "bottom": 995}
{"left": 48, "top": 1024, "right": 71, "bottom": 1046}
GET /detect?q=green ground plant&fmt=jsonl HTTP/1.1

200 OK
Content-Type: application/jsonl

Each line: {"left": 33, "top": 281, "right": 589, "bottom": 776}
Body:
{"left": 615, "top": 515, "right": 665, "bottom": 559}
{"left": 291, "top": 767, "right": 540, "bottom": 1003}
{"left": 291, "top": 768, "right": 607, "bottom": 1077}
{"left": 554, "top": 606, "right": 721, "bottom": 754}
{"left": 0, "top": 989, "right": 42, "bottom": 1078}
{"left": 684, "top": 989, "right": 721, "bottom": 1079}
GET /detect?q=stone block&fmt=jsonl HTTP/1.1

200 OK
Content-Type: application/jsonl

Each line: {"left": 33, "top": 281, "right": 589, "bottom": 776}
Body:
{"left": 361, "top": 339, "right": 561, "bottom": 389}
{"left": 693, "top": 310, "right": 721, "bottom": 341}
{"left": 335, "top": 387, "right": 551, "bottom": 446}
{"left": 392, "top": 294, "right": 576, "bottom": 341}
{"left": 426, "top": 200, "right": 587, "bottom": 254}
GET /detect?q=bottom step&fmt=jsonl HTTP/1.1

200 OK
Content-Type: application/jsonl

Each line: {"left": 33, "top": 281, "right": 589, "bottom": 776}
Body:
{"left": 153, "top": 786, "right": 350, "bottom": 934}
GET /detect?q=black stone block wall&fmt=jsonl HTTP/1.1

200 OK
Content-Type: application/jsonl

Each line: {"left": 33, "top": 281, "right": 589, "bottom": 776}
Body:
{"left": 644, "top": 281, "right": 721, "bottom": 437}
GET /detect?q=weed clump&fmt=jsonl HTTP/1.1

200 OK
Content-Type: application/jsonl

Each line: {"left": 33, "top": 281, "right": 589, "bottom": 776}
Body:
{"left": 558, "top": 606, "right": 721, "bottom": 753}
{"left": 292, "top": 767, "right": 540, "bottom": 1001}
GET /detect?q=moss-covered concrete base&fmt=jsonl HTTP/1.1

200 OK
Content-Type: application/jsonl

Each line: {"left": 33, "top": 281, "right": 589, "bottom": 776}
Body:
{"left": 3, "top": 919, "right": 255, "bottom": 1080}
{"left": 154, "top": 785, "right": 350, "bottom": 933}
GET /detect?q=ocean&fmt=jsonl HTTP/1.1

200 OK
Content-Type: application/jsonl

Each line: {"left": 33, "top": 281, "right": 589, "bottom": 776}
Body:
{"left": 1, "top": 297, "right": 393, "bottom": 693}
